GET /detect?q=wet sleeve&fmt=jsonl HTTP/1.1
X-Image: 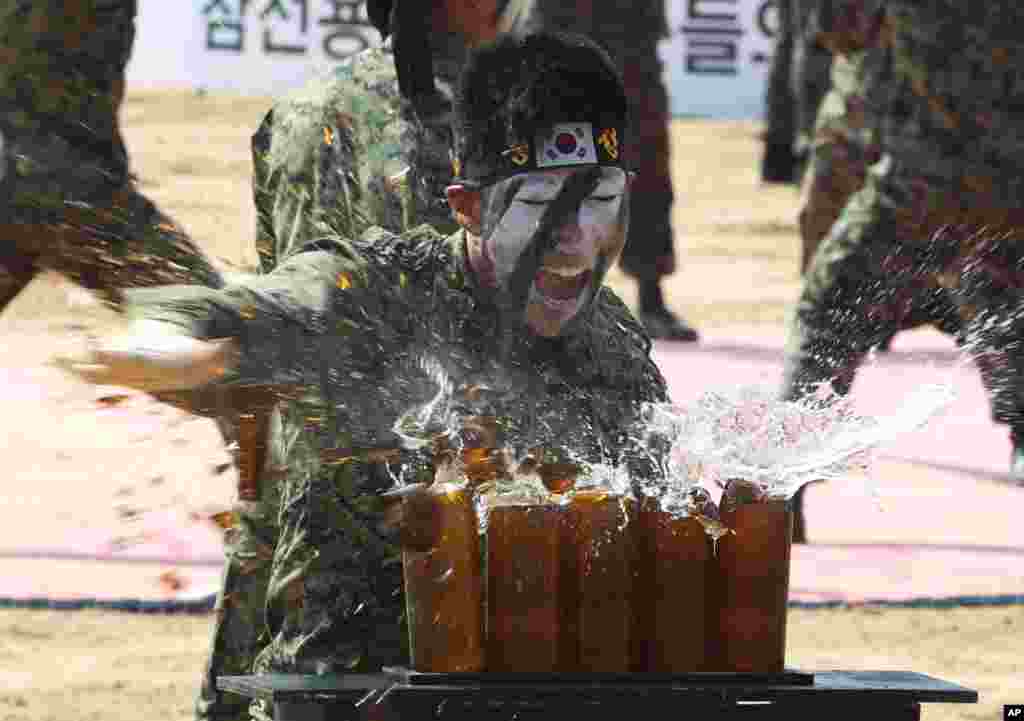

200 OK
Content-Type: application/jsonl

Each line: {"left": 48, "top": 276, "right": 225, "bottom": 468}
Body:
{"left": 810, "top": 0, "right": 885, "bottom": 56}
{"left": 125, "top": 238, "right": 374, "bottom": 389}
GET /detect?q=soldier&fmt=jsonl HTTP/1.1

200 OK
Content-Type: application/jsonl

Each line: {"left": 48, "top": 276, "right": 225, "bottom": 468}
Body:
{"left": 783, "top": 1, "right": 1024, "bottom": 509}
{"left": 197, "top": 2, "right": 534, "bottom": 720}
{"left": 0, "top": 0, "right": 223, "bottom": 311}
{"left": 61, "top": 27, "right": 668, "bottom": 696}
{"left": 526, "top": 0, "right": 699, "bottom": 341}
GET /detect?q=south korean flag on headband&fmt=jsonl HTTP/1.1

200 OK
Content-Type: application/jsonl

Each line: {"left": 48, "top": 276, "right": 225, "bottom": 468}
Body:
{"left": 536, "top": 122, "right": 598, "bottom": 169}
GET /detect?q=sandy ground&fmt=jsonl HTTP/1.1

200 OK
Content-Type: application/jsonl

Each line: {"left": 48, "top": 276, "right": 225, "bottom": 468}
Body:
{"left": 1, "top": 607, "right": 1020, "bottom": 721}
{"left": 1, "top": 90, "right": 1019, "bottom": 721}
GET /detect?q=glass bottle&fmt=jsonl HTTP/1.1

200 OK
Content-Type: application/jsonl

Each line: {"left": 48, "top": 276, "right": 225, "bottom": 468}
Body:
{"left": 403, "top": 483, "right": 485, "bottom": 672}
{"left": 633, "top": 497, "right": 712, "bottom": 672}
{"left": 562, "top": 490, "right": 635, "bottom": 672}
{"left": 712, "top": 484, "right": 793, "bottom": 673}
{"left": 486, "top": 503, "right": 563, "bottom": 672}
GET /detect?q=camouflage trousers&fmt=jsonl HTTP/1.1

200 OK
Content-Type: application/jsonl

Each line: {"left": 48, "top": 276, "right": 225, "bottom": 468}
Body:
{"left": 783, "top": 171, "right": 1024, "bottom": 430}
{"left": 196, "top": 410, "right": 283, "bottom": 721}
{"left": 195, "top": 499, "right": 279, "bottom": 721}
{"left": 797, "top": 129, "right": 879, "bottom": 274}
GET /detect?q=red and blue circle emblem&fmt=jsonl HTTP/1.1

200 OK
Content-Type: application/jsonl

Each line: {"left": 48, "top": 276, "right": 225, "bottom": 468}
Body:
{"left": 555, "top": 132, "right": 578, "bottom": 155}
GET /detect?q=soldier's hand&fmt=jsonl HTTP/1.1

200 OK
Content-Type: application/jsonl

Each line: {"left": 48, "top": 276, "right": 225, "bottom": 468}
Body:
{"left": 379, "top": 483, "right": 443, "bottom": 551}
{"left": 52, "top": 320, "right": 239, "bottom": 392}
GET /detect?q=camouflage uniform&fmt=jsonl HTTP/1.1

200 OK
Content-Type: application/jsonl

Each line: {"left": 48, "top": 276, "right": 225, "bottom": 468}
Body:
{"left": 797, "top": 45, "right": 889, "bottom": 273}
{"left": 134, "top": 224, "right": 667, "bottom": 685}
{"left": 0, "top": 0, "right": 223, "bottom": 311}
{"left": 525, "top": 0, "right": 676, "bottom": 282}
{"left": 784, "top": 1, "right": 1024, "bottom": 435}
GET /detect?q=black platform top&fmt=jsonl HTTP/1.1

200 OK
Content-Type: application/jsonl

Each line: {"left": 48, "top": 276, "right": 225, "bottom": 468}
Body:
{"left": 218, "top": 671, "right": 977, "bottom": 705}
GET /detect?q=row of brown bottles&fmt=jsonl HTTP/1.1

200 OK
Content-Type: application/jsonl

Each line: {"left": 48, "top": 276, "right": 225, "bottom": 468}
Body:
{"left": 402, "top": 488, "right": 793, "bottom": 674}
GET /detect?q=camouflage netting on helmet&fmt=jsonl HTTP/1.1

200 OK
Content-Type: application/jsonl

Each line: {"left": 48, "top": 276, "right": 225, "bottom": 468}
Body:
{"left": 453, "top": 31, "right": 628, "bottom": 186}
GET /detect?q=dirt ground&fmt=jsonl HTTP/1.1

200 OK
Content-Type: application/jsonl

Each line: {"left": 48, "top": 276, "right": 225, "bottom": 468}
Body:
{"left": 1, "top": 607, "right": 1019, "bottom": 721}
{"left": 1, "top": 90, "right": 1020, "bottom": 721}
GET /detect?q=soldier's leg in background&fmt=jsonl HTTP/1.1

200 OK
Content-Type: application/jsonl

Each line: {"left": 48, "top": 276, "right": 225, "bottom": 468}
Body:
{"left": 931, "top": 223, "right": 1024, "bottom": 483}
{"left": 784, "top": 184, "right": 933, "bottom": 541}
{"left": 761, "top": 0, "right": 798, "bottom": 184}
{"left": 797, "top": 131, "right": 868, "bottom": 275}
{"left": 617, "top": 23, "right": 698, "bottom": 342}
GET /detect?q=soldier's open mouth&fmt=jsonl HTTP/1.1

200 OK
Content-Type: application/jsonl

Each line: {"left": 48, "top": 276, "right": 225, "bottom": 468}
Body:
{"left": 535, "top": 268, "right": 591, "bottom": 301}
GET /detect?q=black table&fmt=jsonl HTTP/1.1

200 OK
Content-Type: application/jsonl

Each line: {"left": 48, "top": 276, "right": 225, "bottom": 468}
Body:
{"left": 219, "top": 670, "right": 977, "bottom": 721}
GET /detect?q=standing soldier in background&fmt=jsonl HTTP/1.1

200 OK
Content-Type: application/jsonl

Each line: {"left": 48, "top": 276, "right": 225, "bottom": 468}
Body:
{"left": 195, "top": 3, "right": 534, "bottom": 720}
{"left": 0, "top": 0, "right": 224, "bottom": 310}
{"left": 784, "top": 1, "right": 1024, "bottom": 532}
{"left": 527, "top": 0, "right": 700, "bottom": 341}
{"left": 760, "top": 0, "right": 798, "bottom": 183}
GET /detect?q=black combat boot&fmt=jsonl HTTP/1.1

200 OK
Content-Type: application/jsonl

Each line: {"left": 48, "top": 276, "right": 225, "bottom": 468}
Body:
{"left": 760, "top": 141, "right": 800, "bottom": 184}
{"left": 639, "top": 281, "right": 699, "bottom": 342}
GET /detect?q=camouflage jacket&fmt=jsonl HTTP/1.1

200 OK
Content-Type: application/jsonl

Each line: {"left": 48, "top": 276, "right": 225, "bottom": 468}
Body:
{"left": 252, "top": 25, "right": 558, "bottom": 273}
{"left": 812, "top": 1, "right": 1024, "bottom": 209}
{"left": 129, "top": 224, "right": 668, "bottom": 673}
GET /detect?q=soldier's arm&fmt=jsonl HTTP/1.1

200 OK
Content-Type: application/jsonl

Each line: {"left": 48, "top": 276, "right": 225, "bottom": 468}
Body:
{"left": 809, "top": 0, "right": 886, "bottom": 56}
{"left": 60, "top": 237, "right": 373, "bottom": 394}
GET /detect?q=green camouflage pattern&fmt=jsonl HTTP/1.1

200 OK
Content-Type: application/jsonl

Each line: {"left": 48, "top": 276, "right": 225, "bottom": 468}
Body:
{"left": 525, "top": 0, "right": 676, "bottom": 280}
{"left": 0, "top": 0, "right": 223, "bottom": 310}
{"left": 797, "top": 46, "right": 888, "bottom": 272}
{"left": 250, "top": 42, "right": 461, "bottom": 275}
{"left": 784, "top": 0, "right": 1024, "bottom": 431}
{"left": 249, "top": 27, "right": 525, "bottom": 276}
{"left": 131, "top": 224, "right": 668, "bottom": 688}
{"left": 791, "top": 0, "right": 834, "bottom": 158}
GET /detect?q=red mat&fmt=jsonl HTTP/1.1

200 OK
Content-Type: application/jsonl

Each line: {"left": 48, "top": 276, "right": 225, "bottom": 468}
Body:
{"left": 3, "top": 324, "right": 1023, "bottom": 606}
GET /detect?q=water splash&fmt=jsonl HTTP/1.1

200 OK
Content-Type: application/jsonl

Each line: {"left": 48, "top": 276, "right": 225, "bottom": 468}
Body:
{"left": 639, "top": 381, "right": 954, "bottom": 502}
{"left": 392, "top": 355, "right": 455, "bottom": 452}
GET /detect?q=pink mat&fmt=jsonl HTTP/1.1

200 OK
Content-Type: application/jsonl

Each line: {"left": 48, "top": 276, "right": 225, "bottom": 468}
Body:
{"left": 3, "top": 325, "right": 1023, "bottom": 606}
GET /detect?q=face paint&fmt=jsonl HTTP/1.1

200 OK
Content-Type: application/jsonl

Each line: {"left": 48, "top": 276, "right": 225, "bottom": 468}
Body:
{"left": 470, "top": 166, "right": 629, "bottom": 337}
